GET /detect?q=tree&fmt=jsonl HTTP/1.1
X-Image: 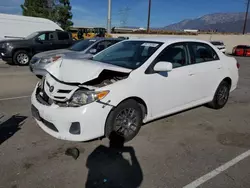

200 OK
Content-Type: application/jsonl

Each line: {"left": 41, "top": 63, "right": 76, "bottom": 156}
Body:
{"left": 54, "top": 0, "right": 73, "bottom": 30}
{"left": 21, "top": 0, "right": 74, "bottom": 31}
{"left": 21, "top": 0, "right": 51, "bottom": 19}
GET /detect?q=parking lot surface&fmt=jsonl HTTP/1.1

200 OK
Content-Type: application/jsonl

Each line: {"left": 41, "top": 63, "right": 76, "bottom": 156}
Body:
{"left": 0, "top": 57, "right": 250, "bottom": 188}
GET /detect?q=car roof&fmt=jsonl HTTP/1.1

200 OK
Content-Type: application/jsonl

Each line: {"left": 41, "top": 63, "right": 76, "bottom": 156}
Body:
{"left": 126, "top": 37, "right": 210, "bottom": 44}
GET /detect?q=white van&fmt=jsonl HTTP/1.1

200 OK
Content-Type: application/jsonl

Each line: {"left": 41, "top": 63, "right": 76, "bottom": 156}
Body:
{"left": 0, "top": 13, "right": 63, "bottom": 41}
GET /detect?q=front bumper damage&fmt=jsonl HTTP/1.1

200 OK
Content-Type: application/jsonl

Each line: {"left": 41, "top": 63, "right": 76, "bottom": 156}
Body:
{"left": 31, "top": 79, "right": 113, "bottom": 142}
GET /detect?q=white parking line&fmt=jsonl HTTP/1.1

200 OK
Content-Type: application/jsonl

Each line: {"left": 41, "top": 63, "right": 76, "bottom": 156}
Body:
{"left": 0, "top": 96, "right": 30, "bottom": 101}
{"left": 183, "top": 149, "right": 250, "bottom": 188}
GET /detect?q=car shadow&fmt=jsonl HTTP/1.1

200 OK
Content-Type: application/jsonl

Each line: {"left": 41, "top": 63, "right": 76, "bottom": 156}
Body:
{"left": 0, "top": 115, "right": 27, "bottom": 145}
{"left": 85, "top": 132, "right": 143, "bottom": 188}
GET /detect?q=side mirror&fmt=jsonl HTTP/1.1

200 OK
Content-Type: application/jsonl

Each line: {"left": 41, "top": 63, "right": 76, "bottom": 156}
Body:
{"left": 35, "top": 38, "right": 42, "bottom": 43}
{"left": 89, "top": 48, "right": 97, "bottom": 54}
{"left": 153, "top": 61, "right": 173, "bottom": 72}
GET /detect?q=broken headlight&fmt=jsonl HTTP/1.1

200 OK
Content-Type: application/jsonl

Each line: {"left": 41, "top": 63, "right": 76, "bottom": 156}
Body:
{"left": 69, "top": 90, "right": 109, "bottom": 107}
{"left": 38, "top": 76, "right": 45, "bottom": 89}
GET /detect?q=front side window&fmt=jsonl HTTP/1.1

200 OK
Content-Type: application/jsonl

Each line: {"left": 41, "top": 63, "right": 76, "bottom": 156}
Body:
{"left": 189, "top": 42, "right": 219, "bottom": 64}
{"left": 36, "top": 33, "right": 54, "bottom": 41}
{"left": 37, "top": 33, "right": 46, "bottom": 41}
{"left": 92, "top": 41, "right": 163, "bottom": 70}
{"left": 155, "top": 43, "right": 188, "bottom": 68}
{"left": 69, "top": 39, "right": 96, "bottom": 51}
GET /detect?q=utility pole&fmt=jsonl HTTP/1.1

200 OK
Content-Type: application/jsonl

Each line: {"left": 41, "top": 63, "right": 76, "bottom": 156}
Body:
{"left": 243, "top": 0, "right": 250, "bottom": 34}
{"left": 147, "top": 0, "right": 151, "bottom": 33}
{"left": 107, "top": 0, "right": 112, "bottom": 34}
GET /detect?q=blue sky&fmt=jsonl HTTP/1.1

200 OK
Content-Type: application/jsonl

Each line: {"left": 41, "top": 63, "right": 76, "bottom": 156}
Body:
{"left": 0, "top": 0, "right": 246, "bottom": 28}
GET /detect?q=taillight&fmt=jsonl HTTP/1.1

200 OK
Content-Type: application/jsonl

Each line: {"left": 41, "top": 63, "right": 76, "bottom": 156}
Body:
{"left": 237, "top": 62, "right": 240, "bottom": 69}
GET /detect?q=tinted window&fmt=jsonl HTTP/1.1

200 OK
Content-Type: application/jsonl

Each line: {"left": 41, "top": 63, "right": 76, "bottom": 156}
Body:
{"left": 155, "top": 43, "right": 188, "bottom": 68}
{"left": 57, "top": 32, "right": 70, "bottom": 40}
{"left": 92, "top": 41, "right": 162, "bottom": 69}
{"left": 69, "top": 39, "right": 96, "bottom": 51}
{"left": 92, "top": 40, "right": 119, "bottom": 53}
{"left": 189, "top": 42, "right": 219, "bottom": 64}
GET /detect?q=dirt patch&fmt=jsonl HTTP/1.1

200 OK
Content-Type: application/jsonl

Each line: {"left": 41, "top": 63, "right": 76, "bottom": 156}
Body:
{"left": 217, "top": 132, "right": 250, "bottom": 148}
{"left": 196, "top": 123, "right": 214, "bottom": 132}
{"left": 47, "top": 147, "right": 64, "bottom": 160}
{"left": 23, "top": 162, "right": 34, "bottom": 170}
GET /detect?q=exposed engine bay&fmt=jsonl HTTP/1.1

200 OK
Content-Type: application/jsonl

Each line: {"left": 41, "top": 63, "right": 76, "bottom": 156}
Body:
{"left": 83, "top": 70, "right": 129, "bottom": 88}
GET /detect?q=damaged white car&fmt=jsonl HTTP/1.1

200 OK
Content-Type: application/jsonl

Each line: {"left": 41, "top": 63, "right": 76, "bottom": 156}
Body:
{"left": 31, "top": 38, "right": 239, "bottom": 142}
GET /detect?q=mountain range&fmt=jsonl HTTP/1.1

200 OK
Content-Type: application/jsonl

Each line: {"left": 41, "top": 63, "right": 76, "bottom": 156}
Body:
{"left": 164, "top": 13, "right": 250, "bottom": 33}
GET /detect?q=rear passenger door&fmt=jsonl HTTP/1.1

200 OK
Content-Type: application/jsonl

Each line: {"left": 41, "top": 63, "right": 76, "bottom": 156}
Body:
{"left": 187, "top": 42, "right": 223, "bottom": 100}
{"left": 54, "top": 32, "right": 71, "bottom": 49}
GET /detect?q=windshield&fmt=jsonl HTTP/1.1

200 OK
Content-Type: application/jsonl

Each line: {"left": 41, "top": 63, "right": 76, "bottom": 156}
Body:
{"left": 25, "top": 32, "right": 39, "bottom": 39}
{"left": 69, "top": 39, "right": 96, "bottom": 51}
{"left": 92, "top": 41, "right": 163, "bottom": 69}
{"left": 211, "top": 41, "right": 224, "bottom": 45}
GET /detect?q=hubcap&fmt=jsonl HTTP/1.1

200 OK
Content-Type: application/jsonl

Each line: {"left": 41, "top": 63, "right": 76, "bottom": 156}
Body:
{"left": 114, "top": 108, "right": 138, "bottom": 137}
{"left": 17, "top": 53, "right": 29, "bottom": 64}
{"left": 217, "top": 85, "right": 229, "bottom": 105}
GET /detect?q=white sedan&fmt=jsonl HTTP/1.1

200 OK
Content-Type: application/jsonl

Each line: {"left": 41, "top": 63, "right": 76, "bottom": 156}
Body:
{"left": 31, "top": 37, "right": 239, "bottom": 142}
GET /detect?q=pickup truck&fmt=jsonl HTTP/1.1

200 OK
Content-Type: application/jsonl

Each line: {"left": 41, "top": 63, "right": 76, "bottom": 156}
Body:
{"left": 0, "top": 30, "right": 76, "bottom": 65}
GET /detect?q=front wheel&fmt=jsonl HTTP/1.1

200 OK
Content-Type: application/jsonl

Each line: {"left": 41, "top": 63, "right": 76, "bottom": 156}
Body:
{"left": 13, "top": 50, "right": 30, "bottom": 65}
{"left": 207, "top": 81, "right": 230, "bottom": 109}
{"left": 105, "top": 99, "right": 143, "bottom": 142}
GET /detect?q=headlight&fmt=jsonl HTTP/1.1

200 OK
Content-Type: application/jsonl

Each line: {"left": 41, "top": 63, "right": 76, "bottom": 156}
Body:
{"left": 69, "top": 90, "right": 109, "bottom": 107}
{"left": 40, "top": 56, "right": 62, "bottom": 64}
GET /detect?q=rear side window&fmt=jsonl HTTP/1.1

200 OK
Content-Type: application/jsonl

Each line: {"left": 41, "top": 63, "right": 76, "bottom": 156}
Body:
{"left": 57, "top": 32, "right": 70, "bottom": 40}
{"left": 189, "top": 42, "right": 219, "bottom": 64}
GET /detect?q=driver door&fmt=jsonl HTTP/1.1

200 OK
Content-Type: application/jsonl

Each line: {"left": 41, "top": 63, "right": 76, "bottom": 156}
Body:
{"left": 33, "top": 32, "right": 55, "bottom": 54}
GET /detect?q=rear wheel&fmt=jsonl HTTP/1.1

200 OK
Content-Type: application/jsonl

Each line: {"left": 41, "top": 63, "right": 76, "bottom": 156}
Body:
{"left": 13, "top": 50, "right": 30, "bottom": 65}
{"left": 105, "top": 99, "right": 143, "bottom": 142}
{"left": 207, "top": 81, "right": 230, "bottom": 109}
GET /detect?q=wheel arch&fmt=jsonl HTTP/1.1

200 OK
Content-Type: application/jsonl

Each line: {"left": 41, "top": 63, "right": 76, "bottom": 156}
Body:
{"left": 12, "top": 48, "right": 32, "bottom": 57}
{"left": 104, "top": 96, "right": 148, "bottom": 137}
{"left": 222, "top": 77, "right": 232, "bottom": 88}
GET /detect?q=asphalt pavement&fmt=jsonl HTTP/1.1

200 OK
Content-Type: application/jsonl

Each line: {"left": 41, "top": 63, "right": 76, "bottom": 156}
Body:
{"left": 0, "top": 57, "right": 250, "bottom": 188}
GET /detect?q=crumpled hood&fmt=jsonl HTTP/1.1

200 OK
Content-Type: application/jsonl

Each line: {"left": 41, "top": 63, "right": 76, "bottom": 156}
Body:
{"left": 34, "top": 49, "right": 71, "bottom": 58}
{"left": 46, "top": 58, "right": 132, "bottom": 83}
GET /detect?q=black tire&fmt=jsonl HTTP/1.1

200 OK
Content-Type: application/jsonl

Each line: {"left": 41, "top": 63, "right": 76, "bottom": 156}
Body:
{"left": 13, "top": 50, "right": 30, "bottom": 65}
{"left": 105, "top": 99, "right": 143, "bottom": 142}
{"left": 207, "top": 81, "right": 231, "bottom": 109}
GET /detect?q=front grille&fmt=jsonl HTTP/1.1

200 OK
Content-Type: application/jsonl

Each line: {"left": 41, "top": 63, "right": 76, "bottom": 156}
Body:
{"left": 58, "top": 89, "right": 71, "bottom": 94}
{"left": 36, "top": 87, "right": 52, "bottom": 106}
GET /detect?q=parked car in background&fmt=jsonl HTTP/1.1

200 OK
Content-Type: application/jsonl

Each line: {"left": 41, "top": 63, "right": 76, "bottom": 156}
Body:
{"left": 29, "top": 37, "right": 124, "bottom": 77}
{"left": 31, "top": 38, "right": 239, "bottom": 143}
{"left": 232, "top": 45, "right": 250, "bottom": 56}
{"left": 210, "top": 41, "right": 226, "bottom": 53}
{"left": 0, "top": 30, "right": 75, "bottom": 65}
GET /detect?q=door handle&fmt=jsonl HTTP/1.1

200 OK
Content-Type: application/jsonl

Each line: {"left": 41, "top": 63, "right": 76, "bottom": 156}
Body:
{"left": 189, "top": 73, "right": 195, "bottom": 76}
{"left": 217, "top": 67, "right": 222, "bottom": 69}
